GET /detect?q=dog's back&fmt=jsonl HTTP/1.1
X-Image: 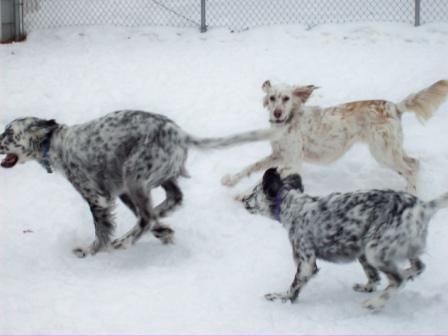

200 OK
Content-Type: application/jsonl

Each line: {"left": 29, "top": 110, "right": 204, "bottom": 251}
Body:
{"left": 50, "top": 110, "right": 188, "bottom": 189}
{"left": 285, "top": 189, "right": 426, "bottom": 262}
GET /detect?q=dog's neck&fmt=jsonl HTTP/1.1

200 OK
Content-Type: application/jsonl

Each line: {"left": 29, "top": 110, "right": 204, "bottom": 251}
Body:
{"left": 272, "top": 185, "right": 292, "bottom": 222}
{"left": 38, "top": 130, "right": 56, "bottom": 174}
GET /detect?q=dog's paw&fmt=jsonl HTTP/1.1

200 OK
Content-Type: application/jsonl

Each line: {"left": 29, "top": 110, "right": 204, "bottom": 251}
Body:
{"left": 233, "top": 192, "right": 247, "bottom": 202}
{"left": 151, "top": 225, "right": 175, "bottom": 245}
{"left": 264, "top": 292, "right": 293, "bottom": 303}
{"left": 73, "top": 240, "right": 103, "bottom": 257}
{"left": 221, "top": 174, "right": 238, "bottom": 187}
{"left": 111, "top": 237, "right": 133, "bottom": 250}
{"left": 362, "top": 297, "right": 386, "bottom": 311}
{"left": 73, "top": 247, "right": 89, "bottom": 258}
{"left": 353, "top": 283, "right": 377, "bottom": 293}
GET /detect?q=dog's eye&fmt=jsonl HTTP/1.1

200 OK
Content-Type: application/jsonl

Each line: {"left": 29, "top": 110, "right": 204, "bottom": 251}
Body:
{"left": 270, "top": 96, "right": 276, "bottom": 102}
{"left": 283, "top": 96, "right": 290, "bottom": 102}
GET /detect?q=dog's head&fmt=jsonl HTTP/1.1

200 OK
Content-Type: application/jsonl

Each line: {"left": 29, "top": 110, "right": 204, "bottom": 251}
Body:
{"left": 241, "top": 168, "right": 304, "bottom": 218}
{"left": 0, "top": 117, "right": 59, "bottom": 168}
{"left": 262, "top": 80, "right": 318, "bottom": 124}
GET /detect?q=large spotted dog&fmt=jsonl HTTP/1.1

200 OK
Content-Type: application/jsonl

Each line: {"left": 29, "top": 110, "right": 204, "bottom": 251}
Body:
{"left": 242, "top": 168, "right": 448, "bottom": 310}
{"left": 0, "top": 110, "right": 275, "bottom": 257}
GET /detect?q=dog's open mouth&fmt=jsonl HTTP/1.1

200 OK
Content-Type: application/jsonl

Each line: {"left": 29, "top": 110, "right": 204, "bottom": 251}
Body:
{"left": 1, "top": 153, "right": 19, "bottom": 168}
{"left": 269, "top": 119, "right": 286, "bottom": 124}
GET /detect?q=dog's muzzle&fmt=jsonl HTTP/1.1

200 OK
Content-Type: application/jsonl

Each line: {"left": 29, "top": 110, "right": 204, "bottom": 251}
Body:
{"left": 1, "top": 153, "right": 19, "bottom": 168}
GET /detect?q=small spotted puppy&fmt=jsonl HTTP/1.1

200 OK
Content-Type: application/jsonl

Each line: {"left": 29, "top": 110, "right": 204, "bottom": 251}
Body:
{"left": 223, "top": 79, "right": 448, "bottom": 195}
{"left": 0, "top": 110, "right": 274, "bottom": 257}
{"left": 242, "top": 168, "right": 448, "bottom": 310}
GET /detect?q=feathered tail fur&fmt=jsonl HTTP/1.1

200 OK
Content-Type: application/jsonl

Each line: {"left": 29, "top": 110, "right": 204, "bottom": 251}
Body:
{"left": 427, "top": 192, "right": 448, "bottom": 213}
{"left": 185, "top": 128, "right": 276, "bottom": 150}
{"left": 397, "top": 79, "right": 448, "bottom": 122}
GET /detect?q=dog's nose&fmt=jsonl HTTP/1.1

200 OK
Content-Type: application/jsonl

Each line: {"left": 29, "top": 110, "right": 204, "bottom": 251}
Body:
{"left": 273, "top": 109, "right": 282, "bottom": 119}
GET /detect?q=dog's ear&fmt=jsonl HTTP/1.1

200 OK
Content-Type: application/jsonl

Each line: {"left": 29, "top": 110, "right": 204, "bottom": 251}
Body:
{"left": 293, "top": 85, "right": 318, "bottom": 103}
{"left": 262, "top": 168, "right": 283, "bottom": 199}
{"left": 284, "top": 174, "right": 304, "bottom": 193}
{"left": 262, "top": 80, "right": 272, "bottom": 93}
{"left": 38, "top": 119, "right": 58, "bottom": 129}
{"left": 28, "top": 119, "right": 59, "bottom": 137}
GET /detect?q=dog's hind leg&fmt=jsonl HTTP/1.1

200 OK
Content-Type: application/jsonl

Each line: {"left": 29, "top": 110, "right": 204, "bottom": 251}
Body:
{"left": 363, "top": 261, "right": 404, "bottom": 310}
{"left": 120, "top": 193, "right": 139, "bottom": 216}
{"left": 367, "top": 125, "right": 418, "bottom": 194}
{"left": 153, "top": 179, "right": 183, "bottom": 218}
{"left": 353, "top": 255, "right": 381, "bottom": 293}
{"left": 113, "top": 186, "right": 158, "bottom": 249}
{"left": 403, "top": 258, "right": 425, "bottom": 281}
{"left": 120, "top": 180, "right": 183, "bottom": 220}
{"left": 113, "top": 155, "right": 178, "bottom": 249}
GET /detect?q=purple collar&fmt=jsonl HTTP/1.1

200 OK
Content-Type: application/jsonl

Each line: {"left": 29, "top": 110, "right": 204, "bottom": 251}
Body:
{"left": 273, "top": 186, "right": 291, "bottom": 221}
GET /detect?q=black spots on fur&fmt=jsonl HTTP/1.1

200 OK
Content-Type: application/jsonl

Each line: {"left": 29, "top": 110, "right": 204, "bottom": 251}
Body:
{"left": 318, "top": 202, "right": 328, "bottom": 213}
{"left": 349, "top": 234, "right": 358, "bottom": 243}
{"left": 69, "top": 161, "right": 79, "bottom": 170}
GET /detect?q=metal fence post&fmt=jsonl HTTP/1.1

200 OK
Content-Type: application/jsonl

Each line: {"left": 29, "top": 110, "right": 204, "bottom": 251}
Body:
{"left": 200, "top": 0, "right": 207, "bottom": 32}
{"left": 13, "top": 0, "right": 24, "bottom": 40}
{"left": 414, "top": 0, "right": 421, "bottom": 26}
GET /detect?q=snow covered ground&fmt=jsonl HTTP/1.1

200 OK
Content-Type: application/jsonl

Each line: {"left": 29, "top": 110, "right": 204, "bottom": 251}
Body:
{"left": 1, "top": 22, "right": 448, "bottom": 334}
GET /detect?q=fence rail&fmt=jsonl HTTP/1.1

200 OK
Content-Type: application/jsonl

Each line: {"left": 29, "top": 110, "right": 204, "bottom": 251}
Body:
{"left": 6, "top": 0, "right": 448, "bottom": 41}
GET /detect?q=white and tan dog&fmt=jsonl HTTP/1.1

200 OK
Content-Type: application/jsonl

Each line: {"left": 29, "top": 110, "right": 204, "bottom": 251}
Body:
{"left": 222, "top": 80, "right": 448, "bottom": 195}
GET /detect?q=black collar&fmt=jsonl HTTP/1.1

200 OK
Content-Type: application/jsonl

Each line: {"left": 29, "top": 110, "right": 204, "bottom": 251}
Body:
{"left": 272, "top": 186, "right": 292, "bottom": 221}
{"left": 38, "top": 135, "right": 53, "bottom": 174}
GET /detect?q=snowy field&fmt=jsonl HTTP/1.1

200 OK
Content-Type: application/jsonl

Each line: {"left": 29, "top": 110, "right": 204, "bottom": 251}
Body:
{"left": 1, "top": 22, "right": 448, "bottom": 334}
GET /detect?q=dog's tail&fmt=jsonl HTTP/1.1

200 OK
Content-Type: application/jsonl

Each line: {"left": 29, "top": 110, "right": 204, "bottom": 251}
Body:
{"left": 396, "top": 79, "right": 448, "bottom": 122}
{"left": 185, "top": 128, "right": 276, "bottom": 150}
{"left": 426, "top": 192, "right": 448, "bottom": 214}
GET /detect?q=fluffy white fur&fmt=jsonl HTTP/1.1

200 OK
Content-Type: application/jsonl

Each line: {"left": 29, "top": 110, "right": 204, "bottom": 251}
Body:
{"left": 222, "top": 79, "right": 448, "bottom": 196}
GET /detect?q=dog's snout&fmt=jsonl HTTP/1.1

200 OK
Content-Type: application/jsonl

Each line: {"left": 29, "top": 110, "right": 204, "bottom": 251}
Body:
{"left": 273, "top": 109, "right": 282, "bottom": 119}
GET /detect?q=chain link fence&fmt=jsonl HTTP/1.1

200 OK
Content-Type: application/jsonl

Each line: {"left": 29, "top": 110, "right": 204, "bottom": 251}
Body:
{"left": 17, "top": 0, "right": 448, "bottom": 36}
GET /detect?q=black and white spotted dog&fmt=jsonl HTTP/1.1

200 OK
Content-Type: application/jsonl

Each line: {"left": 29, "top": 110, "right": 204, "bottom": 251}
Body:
{"left": 242, "top": 168, "right": 448, "bottom": 310}
{"left": 0, "top": 110, "right": 275, "bottom": 258}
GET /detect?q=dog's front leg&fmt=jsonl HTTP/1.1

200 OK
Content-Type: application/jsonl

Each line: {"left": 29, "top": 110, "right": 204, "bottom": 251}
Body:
{"left": 221, "top": 154, "right": 279, "bottom": 187}
{"left": 265, "top": 256, "right": 316, "bottom": 303}
{"left": 73, "top": 197, "right": 115, "bottom": 258}
{"left": 277, "top": 140, "right": 304, "bottom": 178}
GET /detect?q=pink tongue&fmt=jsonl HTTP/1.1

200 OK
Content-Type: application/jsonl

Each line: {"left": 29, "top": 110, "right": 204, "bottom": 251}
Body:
{"left": 1, "top": 154, "right": 18, "bottom": 168}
